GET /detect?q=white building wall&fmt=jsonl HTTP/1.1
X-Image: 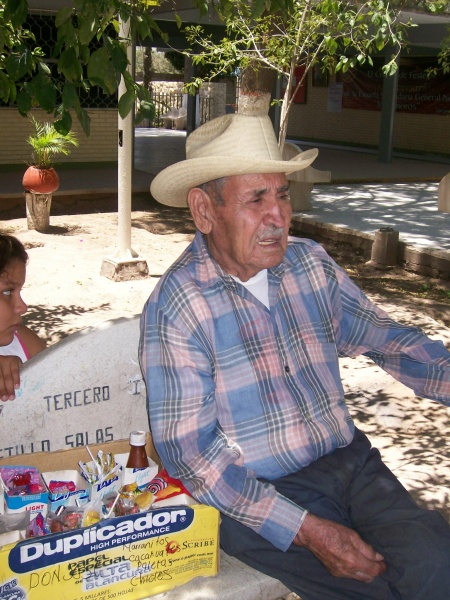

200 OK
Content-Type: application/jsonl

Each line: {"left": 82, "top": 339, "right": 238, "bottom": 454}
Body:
{"left": 0, "top": 109, "right": 118, "bottom": 165}
{"left": 287, "top": 72, "right": 450, "bottom": 156}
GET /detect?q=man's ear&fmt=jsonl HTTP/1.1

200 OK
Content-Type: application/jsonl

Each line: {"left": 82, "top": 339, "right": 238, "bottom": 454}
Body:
{"left": 187, "top": 188, "right": 214, "bottom": 234}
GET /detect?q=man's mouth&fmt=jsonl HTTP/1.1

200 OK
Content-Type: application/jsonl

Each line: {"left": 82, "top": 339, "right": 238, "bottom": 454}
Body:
{"left": 258, "top": 239, "right": 279, "bottom": 246}
{"left": 257, "top": 227, "right": 284, "bottom": 246}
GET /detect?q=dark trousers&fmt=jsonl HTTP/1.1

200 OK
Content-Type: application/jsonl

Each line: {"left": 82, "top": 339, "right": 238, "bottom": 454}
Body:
{"left": 220, "top": 429, "right": 450, "bottom": 600}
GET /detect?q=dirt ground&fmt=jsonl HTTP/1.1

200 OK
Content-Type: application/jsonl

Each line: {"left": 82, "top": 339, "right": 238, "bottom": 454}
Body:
{"left": 2, "top": 193, "right": 450, "bottom": 523}
{"left": 1, "top": 192, "right": 448, "bottom": 343}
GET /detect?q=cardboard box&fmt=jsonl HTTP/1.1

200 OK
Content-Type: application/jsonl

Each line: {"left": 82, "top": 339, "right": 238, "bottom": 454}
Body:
{"left": 0, "top": 440, "right": 220, "bottom": 599}
{"left": 79, "top": 460, "right": 123, "bottom": 502}
{"left": 41, "top": 470, "right": 89, "bottom": 511}
{"left": 115, "top": 453, "right": 159, "bottom": 488}
{"left": 0, "top": 467, "right": 48, "bottom": 519}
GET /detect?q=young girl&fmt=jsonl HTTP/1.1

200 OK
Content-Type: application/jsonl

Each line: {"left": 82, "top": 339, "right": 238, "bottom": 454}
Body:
{"left": 0, "top": 234, "right": 46, "bottom": 401}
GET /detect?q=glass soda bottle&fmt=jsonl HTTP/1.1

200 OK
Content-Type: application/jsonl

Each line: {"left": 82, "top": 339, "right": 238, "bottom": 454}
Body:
{"left": 126, "top": 430, "right": 149, "bottom": 469}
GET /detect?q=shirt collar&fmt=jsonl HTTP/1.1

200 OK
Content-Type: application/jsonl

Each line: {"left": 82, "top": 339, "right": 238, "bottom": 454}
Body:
{"left": 192, "top": 229, "right": 287, "bottom": 290}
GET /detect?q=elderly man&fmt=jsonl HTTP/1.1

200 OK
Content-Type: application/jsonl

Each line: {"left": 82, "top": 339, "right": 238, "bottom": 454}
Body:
{"left": 140, "top": 113, "right": 450, "bottom": 599}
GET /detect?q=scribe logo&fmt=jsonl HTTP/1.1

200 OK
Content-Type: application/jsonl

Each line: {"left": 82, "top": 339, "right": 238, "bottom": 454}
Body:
{"left": 8, "top": 508, "right": 193, "bottom": 574}
{"left": 165, "top": 540, "right": 180, "bottom": 555}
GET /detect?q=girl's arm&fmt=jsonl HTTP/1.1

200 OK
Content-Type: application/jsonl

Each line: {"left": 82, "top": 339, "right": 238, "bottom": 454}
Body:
{"left": 0, "top": 326, "right": 46, "bottom": 400}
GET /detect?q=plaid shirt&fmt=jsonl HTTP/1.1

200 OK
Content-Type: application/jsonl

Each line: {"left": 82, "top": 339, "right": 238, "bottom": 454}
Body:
{"left": 140, "top": 231, "right": 450, "bottom": 551}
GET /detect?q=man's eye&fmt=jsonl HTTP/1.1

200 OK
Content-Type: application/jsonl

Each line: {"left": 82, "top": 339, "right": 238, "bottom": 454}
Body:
{"left": 2, "top": 290, "right": 12, "bottom": 297}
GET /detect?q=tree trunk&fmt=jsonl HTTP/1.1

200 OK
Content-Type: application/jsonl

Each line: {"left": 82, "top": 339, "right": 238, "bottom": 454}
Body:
{"left": 237, "top": 61, "right": 276, "bottom": 116}
{"left": 143, "top": 47, "right": 152, "bottom": 91}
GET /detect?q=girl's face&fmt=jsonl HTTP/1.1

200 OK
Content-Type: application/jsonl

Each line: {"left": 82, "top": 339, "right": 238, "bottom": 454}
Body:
{"left": 0, "top": 259, "right": 28, "bottom": 346}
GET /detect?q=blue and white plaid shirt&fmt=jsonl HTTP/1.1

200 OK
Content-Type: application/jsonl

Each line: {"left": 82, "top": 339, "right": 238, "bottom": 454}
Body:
{"left": 140, "top": 231, "right": 450, "bottom": 550}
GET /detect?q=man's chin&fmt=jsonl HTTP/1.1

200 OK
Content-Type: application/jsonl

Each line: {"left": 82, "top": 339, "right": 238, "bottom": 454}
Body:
{"left": 258, "top": 246, "right": 285, "bottom": 266}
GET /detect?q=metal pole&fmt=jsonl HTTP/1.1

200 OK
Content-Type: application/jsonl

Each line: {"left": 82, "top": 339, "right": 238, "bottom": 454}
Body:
{"left": 100, "top": 17, "right": 148, "bottom": 281}
{"left": 115, "top": 17, "right": 136, "bottom": 260}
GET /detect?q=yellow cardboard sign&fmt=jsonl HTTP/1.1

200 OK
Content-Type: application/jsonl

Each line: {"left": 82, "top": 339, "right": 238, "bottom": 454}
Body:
{"left": 0, "top": 504, "right": 219, "bottom": 599}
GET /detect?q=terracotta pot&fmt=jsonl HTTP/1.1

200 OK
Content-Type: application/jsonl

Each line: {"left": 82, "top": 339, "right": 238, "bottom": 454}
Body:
{"left": 22, "top": 166, "right": 60, "bottom": 194}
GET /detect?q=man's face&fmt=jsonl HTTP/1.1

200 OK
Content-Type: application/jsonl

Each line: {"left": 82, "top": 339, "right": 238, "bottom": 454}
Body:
{"left": 204, "top": 172, "right": 291, "bottom": 281}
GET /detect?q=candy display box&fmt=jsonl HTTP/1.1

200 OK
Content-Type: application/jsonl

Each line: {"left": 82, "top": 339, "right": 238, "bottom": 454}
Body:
{"left": 0, "top": 467, "right": 48, "bottom": 519}
{"left": 115, "top": 453, "right": 159, "bottom": 488}
{"left": 41, "top": 470, "right": 89, "bottom": 512}
{"left": 0, "top": 440, "right": 220, "bottom": 600}
{"left": 79, "top": 460, "right": 123, "bottom": 502}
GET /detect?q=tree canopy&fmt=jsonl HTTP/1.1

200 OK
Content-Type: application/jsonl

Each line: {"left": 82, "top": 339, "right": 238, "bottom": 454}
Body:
{"left": 0, "top": 0, "right": 164, "bottom": 135}
{"left": 1, "top": 0, "right": 448, "bottom": 139}
{"left": 184, "top": 0, "right": 450, "bottom": 146}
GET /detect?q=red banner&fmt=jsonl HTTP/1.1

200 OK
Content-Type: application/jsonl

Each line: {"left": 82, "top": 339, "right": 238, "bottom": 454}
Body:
{"left": 281, "top": 66, "right": 307, "bottom": 104}
{"left": 340, "top": 59, "right": 450, "bottom": 115}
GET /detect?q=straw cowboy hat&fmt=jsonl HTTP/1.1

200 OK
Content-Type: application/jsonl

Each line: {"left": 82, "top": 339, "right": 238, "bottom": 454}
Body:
{"left": 150, "top": 113, "right": 319, "bottom": 207}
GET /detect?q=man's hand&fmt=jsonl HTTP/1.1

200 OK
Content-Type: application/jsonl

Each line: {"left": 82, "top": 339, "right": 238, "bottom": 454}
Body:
{"left": 0, "top": 355, "right": 22, "bottom": 401}
{"left": 294, "top": 513, "right": 387, "bottom": 582}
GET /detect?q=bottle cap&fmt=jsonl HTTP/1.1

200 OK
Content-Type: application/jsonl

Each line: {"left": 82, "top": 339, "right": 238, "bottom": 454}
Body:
{"left": 129, "top": 430, "right": 147, "bottom": 446}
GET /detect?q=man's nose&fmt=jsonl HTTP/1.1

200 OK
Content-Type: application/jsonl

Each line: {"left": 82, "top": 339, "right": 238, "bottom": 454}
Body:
{"left": 264, "top": 197, "right": 289, "bottom": 226}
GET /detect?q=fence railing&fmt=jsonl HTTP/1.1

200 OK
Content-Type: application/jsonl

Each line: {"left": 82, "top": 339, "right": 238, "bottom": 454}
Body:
{"left": 150, "top": 93, "right": 212, "bottom": 128}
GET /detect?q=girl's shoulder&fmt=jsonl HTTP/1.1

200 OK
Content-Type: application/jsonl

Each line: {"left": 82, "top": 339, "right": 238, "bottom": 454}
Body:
{"left": 16, "top": 325, "right": 46, "bottom": 359}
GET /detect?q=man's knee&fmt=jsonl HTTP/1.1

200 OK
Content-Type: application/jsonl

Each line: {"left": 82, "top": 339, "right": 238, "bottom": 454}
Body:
{"left": 385, "top": 511, "right": 450, "bottom": 598}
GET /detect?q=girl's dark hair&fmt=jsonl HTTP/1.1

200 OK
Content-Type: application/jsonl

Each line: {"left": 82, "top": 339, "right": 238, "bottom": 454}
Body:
{"left": 0, "top": 234, "right": 28, "bottom": 275}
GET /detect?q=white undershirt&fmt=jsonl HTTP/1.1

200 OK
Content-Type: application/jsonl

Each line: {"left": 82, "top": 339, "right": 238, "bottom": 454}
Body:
{"left": 231, "top": 269, "right": 270, "bottom": 308}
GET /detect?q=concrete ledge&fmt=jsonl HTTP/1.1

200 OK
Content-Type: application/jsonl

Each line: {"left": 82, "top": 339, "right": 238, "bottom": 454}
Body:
{"left": 147, "top": 550, "right": 291, "bottom": 599}
{"left": 3, "top": 317, "right": 294, "bottom": 600}
{"left": 291, "top": 215, "right": 450, "bottom": 281}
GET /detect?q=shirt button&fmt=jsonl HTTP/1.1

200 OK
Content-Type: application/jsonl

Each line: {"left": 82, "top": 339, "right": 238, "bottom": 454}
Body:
{"left": 284, "top": 365, "right": 290, "bottom": 373}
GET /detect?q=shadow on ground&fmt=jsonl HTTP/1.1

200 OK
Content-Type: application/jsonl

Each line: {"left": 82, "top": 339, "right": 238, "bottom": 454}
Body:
{"left": 24, "top": 303, "right": 112, "bottom": 343}
{"left": 343, "top": 359, "right": 450, "bottom": 521}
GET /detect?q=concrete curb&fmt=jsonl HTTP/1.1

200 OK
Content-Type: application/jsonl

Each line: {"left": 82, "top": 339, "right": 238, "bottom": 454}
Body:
{"left": 291, "top": 215, "right": 450, "bottom": 281}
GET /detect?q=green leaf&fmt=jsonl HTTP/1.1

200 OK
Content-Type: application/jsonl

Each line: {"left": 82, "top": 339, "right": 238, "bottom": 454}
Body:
{"left": 55, "top": 6, "right": 74, "bottom": 28}
{"left": 62, "top": 82, "right": 78, "bottom": 109}
{"left": 75, "top": 105, "right": 91, "bottom": 136}
{"left": 6, "top": 46, "right": 32, "bottom": 81}
{"left": 5, "top": 0, "right": 28, "bottom": 29}
{"left": 78, "top": 9, "right": 98, "bottom": 46}
{"left": 59, "top": 47, "right": 83, "bottom": 81}
{"left": 136, "top": 99, "right": 155, "bottom": 124}
{"left": 34, "top": 76, "right": 58, "bottom": 112}
{"left": 118, "top": 90, "right": 135, "bottom": 119}
{"left": 8, "top": 81, "right": 17, "bottom": 104}
{"left": 175, "top": 13, "right": 182, "bottom": 29}
{"left": 87, "top": 48, "right": 118, "bottom": 94}
{"left": 324, "top": 36, "right": 338, "bottom": 55}
{"left": 55, "top": 19, "right": 78, "bottom": 53}
{"left": 251, "top": 0, "right": 267, "bottom": 19}
{"left": 111, "top": 43, "right": 128, "bottom": 74}
{"left": 0, "top": 72, "right": 11, "bottom": 103}
{"left": 16, "top": 89, "right": 32, "bottom": 115}
{"left": 54, "top": 111, "right": 73, "bottom": 136}
{"left": 0, "top": 27, "right": 5, "bottom": 54}
{"left": 38, "top": 61, "right": 51, "bottom": 76}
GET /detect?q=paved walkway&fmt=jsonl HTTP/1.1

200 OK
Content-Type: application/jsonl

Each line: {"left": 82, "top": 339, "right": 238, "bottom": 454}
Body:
{"left": 2, "top": 128, "right": 448, "bottom": 253}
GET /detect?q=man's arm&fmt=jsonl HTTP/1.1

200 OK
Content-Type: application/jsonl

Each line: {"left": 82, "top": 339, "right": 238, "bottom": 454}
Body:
{"left": 321, "top": 249, "right": 450, "bottom": 402}
{"left": 294, "top": 513, "right": 387, "bottom": 582}
{"left": 140, "top": 296, "right": 306, "bottom": 551}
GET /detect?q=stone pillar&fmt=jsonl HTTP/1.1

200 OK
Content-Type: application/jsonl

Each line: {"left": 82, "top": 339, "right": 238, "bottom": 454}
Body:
{"left": 25, "top": 192, "right": 52, "bottom": 232}
{"left": 369, "top": 226, "right": 399, "bottom": 268}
